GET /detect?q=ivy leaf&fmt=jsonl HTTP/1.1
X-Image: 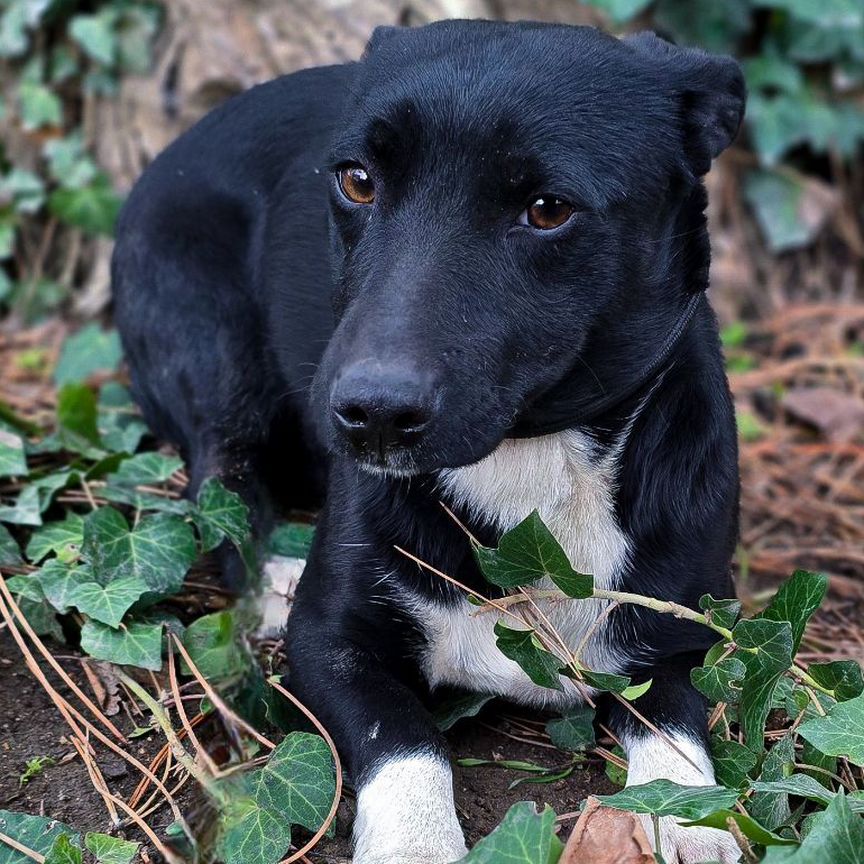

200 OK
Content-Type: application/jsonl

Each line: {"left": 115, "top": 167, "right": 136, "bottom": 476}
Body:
{"left": 711, "top": 738, "right": 758, "bottom": 789}
{"left": 733, "top": 617, "right": 794, "bottom": 748}
{"left": 57, "top": 382, "right": 101, "bottom": 446}
{"left": 806, "top": 661, "right": 864, "bottom": 702}
{"left": 699, "top": 594, "right": 741, "bottom": 631}
{"left": 582, "top": 0, "right": 653, "bottom": 24}
{"left": 691, "top": 656, "right": 747, "bottom": 703}
{"left": 475, "top": 510, "right": 593, "bottom": 596}
{"left": 84, "top": 833, "right": 139, "bottom": 864}
{"left": 596, "top": 779, "right": 740, "bottom": 820}
{"left": 458, "top": 802, "right": 561, "bottom": 864}
{"left": 98, "top": 383, "right": 148, "bottom": 455}
{"left": 0, "top": 811, "right": 77, "bottom": 864}
{"left": 48, "top": 175, "right": 122, "bottom": 236}
{"left": 195, "top": 477, "right": 251, "bottom": 551}
{"left": 54, "top": 324, "right": 122, "bottom": 386}
{"left": 80, "top": 618, "right": 164, "bottom": 670}
{"left": 433, "top": 692, "right": 494, "bottom": 732}
{"left": 18, "top": 82, "right": 62, "bottom": 130}
{"left": 182, "top": 610, "right": 250, "bottom": 681}
{"left": 26, "top": 512, "right": 84, "bottom": 563}
{"left": 69, "top": 11, "right": 116, "bottom": 66}
{"left": 761, "top": 791, "right": 864, "bottom": 863}
{"left": 69, "top": 576, "right": 149, "bottom": 627}
{"left": 218, "top": 732, "right": 335, "bottom": 864}
{"left": 83, "top": 508, "right": 196, "bottom": 595}
{"left": 0, "top": 428, "right": 27, "bottom": 477}
{"left": 751, "top": 775, "right": 864, "bottom": 815}
{"left": 0, "top": 471, "right": 75, "bottom": 526}
{"left": 749, "top": 734, "right": 796, "bottom": 832}
{"left": 493, "top": 622, "right": 563, "bottom": 691}
{"left": 108, "top": 452, "right": 183, "bottom": 487}
{"left": 760, "top": 570, "right": 828, "bottom": 653}
{"left": 268, "top": 522, "right": 315, "bottom": 559}
{"left": 45, "top": 834, "right": 82, "bottom": 864}
{"left": 799, "top": 693, "right": 864, "bottom": 767}
{"left": 34, "top": 559, "right": 90, "bottom": 613}
{"left": 0, "top": 524, "right": 22, "bottom": 565}
{"left": 546, "top": 706, "right": 595, "bottom": 752}
{"left": 578, "top": 669, "right": 631, "bottom": 693}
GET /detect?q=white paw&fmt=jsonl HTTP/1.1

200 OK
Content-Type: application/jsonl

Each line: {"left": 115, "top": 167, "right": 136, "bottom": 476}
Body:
{"left": 639, "top": 815, "right": 742, "bottom": 864}
{"left": 254, "top": 555, "right": 304, "bottom": 638}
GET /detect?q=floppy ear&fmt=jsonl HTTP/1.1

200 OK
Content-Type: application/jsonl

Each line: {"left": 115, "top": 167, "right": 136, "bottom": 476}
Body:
{"left": 626, "top": 31, "right": 746, "bottom": 176}
{"left": 362, "top": 25, "right": 403, "bottom": 60}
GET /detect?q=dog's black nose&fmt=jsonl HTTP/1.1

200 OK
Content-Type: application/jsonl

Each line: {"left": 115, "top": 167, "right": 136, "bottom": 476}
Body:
{"left": 331, "top": 363, "right": 436, "bottom": 458}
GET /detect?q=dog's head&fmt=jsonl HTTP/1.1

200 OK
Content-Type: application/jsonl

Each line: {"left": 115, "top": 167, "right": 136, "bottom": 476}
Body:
{"left": 311, "top": 21, "right": 745, "bottom": 475}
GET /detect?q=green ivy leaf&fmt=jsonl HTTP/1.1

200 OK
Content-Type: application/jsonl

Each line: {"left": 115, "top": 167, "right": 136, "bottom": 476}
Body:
{"left": 761, "top": 791, "right": 864, "bottom": 863}
{"left": 57, "top": 382, "right": 101, "bottom": 446}
{"left": 733, "top": 617, "right": 794, "bottom": 748}
{"left": 699, "top": 594, "right": 742, "bottom": 631}
{"left": 182, "top": 610, "right": 250, "bottom": 680}
{"left": 799, "top": 693, "right": 864, "bottom": 767}
{"left": 34, "top": 559, "right": 90, "bottom": 613}
{"left": 691, "top": 656, "right": 747, "bottom": 703}
{"left": 760, "top": 570, "right": 828, "bottom": 653}
{"left": 458, "top": 802, "right": 561, "bottom": 864}
{"left": 80, "top": 618, "right": 164, "bottom": 670}
{"left": 749, "top": 734, "right": 796, "bottom": 832}
{"left": 268, "top": 522, "right": 315, "bottom": 558}
{"left": 26, "top": 512, "right": 84, "bottom": 563}
{"left": 475, "top": 510, "right": 593, "bottom": 596}
{"left": 0, "top": 811, "right": 78, "bottom": 864}
{"left": 83, "top": 508, "right": 196, "bottom": 596}
{"left": 546, "top": 706, "right": 595, "bottom": 752}
{"left": 751, "top": 775, "right": 864, "bottom": 815}
{"left": 218, "top": 732, "right": 335, "bottom": 864}
{"left": 596, "top": 779, "right": 740, "bottom": 820}
{"left": 806, "top": 661, "right": 864, "bottom": 703}
{"left": 44, "top": 134, "right": 97, "bottom": 189}
{"left": 54, "top": 324, "right": 122, "bottom": 386}
{"left": 0, "top": 471, "right": 75, "bottom": 526}
{"left": 84, "top": 833, "right": 139, "bottom": 864}
{"left": 0, "top": 524, "right": 21, "bottom": 565}
{"left": 576, "top": 668, "right": 631, "bottom": 694}
{"left": 109, "top": 452, "right": 183, "bottom": 487}
{"left": 97, "top": 383, "right": 148, "bottom": 455}
{"left": 433, "top": 692, "right": 494, "bottom": 732}
{"left": 493, "top": 622, "right": 563, "bottom": 691}
{"left": 759, "top": 0, "right": 862, "bottom": 28}
{"left": 69, "top": 11, "right": 117, "bottom": 65}
{"left": 18, "top": 82, "right": 62, "bottom": 130}
{"left": 69, "top": 576, "right": 149, "bottom": 627}
{"left": 711, "top": 738, "right": 758, "bottom": 789}
{"left": 45, "top": 834, "right": 82, "bottom": 864}
{"left": 195, "top": 477, "right": 251, "bottom": 551}
{"left": 0, "top": 428, "right": 27, "bottom": 477}
{"left": 0, "top": 168, "right": 45, "bottom": 214}
{"left": 581, "top": 0, "right": 653, "bottom": 24}
{"left": 48, "top": 176, "right": 122, "bottom": 236}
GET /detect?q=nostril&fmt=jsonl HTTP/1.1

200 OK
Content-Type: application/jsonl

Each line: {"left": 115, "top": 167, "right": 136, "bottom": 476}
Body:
{"left": 337, "top": 405, "right": 369, "bottom": 427}
{"left": 393, "top": 409, "right": 429, "bottom": 432}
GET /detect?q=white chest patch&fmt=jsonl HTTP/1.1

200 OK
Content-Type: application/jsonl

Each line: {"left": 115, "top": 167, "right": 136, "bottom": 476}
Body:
{"left": 416, "top": 429, "right": 631, "bottom": 707}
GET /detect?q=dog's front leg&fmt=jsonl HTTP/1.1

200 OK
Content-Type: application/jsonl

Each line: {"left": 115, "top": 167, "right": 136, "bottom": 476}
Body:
{"left": 608, "top": 654, "right": 742, "bottom": 864}
{"left": 285, "top": 609, "right": 467, "bottom": 864}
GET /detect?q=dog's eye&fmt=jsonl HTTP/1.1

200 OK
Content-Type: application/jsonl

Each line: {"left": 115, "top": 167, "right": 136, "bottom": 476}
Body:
{"left": 337, "top": 165, "right": 375, "bottom": 205}
{"left": 521, "top": 196, "right": 574, "bottom": 230}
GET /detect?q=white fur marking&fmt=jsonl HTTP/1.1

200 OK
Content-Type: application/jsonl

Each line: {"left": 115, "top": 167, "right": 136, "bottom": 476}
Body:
{"left": 353, "top": 753, "right": 467, "bottom": 864}
{"left": 255, "top": 556, "right": 304, "bottom": 638}
{"left": 419, "top": 429, "right": 632, "bottom": 705}
{"left": 624, "top": 733, "right": 742, "bottom": 864}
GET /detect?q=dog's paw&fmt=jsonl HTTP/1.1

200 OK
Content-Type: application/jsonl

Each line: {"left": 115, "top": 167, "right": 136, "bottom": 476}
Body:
{"left": 639, "top": 815, "right": 742, "bottom": 864}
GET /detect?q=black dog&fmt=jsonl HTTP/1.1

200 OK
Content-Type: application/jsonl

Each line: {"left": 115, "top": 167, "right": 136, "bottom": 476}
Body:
{"left": 113, "top": 20, "right": 745, "bottom": 864}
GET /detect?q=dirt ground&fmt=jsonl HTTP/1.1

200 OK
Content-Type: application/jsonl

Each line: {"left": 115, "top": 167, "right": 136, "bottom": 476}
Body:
{"left": 0, "top": 631, "right": 614, "bottom": 862}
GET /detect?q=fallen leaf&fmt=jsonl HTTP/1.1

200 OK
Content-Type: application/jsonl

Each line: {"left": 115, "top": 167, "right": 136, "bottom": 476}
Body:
{"left": 560, "top": 797, "right": 656, "bottom": 864}
{"left": 783, "top": 388, "right": 864, "bottom": 443}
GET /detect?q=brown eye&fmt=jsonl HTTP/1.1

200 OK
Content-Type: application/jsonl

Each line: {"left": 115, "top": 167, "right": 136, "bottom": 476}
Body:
{"left": 338, "top": 165, "right": 375, "bottom": 204}
{"left": 524, "top": 196, "right": 574, "bottom": 230}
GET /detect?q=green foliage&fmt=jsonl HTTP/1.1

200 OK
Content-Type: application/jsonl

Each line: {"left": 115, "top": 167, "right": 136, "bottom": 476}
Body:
{"left": 53, "top": 324, "right": 123, "bottom": 386}
{"left": 597, "top": 780, "right": 741, "bottom": 820}
{"left": 217, "top": 732, "right": 336, "bottom": 864}
{"left": 84, "top": 834, "right": 139, "bottom": 864}
{"left": 458, "top": 802, "right": 562, "bottom": 864}
{"left": 0, "top": 0, "right": 161, "bottom": 320}
{"left": 182, "top": 610, "right": 252, "bottom": 681}
{"left": 493, "top": 622, "right": 564, "bottom": 690}
{"left": 545, "top": 706, "right": 595, "bottom": 752}
{"left": 0, "top": 811, "right": 77, "bottom": 864}
{"left": 582, "top": 0, "right": 864, "bottom": 254}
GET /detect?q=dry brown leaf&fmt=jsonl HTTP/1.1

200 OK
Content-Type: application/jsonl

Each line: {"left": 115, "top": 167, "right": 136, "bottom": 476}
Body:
{"left": 782, "top": 387, "right": 864, "bottom": 444}
{"left": 560, "top": 797, "right": 656, "bottom": 864}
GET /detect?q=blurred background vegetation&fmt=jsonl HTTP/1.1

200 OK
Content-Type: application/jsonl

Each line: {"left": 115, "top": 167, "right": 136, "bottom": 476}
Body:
{"left": 1, "top": 0, "right": 863, "bottom": 589}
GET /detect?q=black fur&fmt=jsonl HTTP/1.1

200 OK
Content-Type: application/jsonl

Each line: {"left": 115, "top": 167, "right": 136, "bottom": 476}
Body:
{"left": 113, "top": 18, "right": 745, "bottom": 844}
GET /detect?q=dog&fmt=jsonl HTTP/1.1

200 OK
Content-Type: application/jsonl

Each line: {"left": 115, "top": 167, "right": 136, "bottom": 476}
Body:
{"left": 113, "top": 20, "right": 745, "bottom": 864}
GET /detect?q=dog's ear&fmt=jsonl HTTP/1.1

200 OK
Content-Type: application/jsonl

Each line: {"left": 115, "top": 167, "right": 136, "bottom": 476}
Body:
{"left": 626, "top": 31, "right": 746, "bottom": 176}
